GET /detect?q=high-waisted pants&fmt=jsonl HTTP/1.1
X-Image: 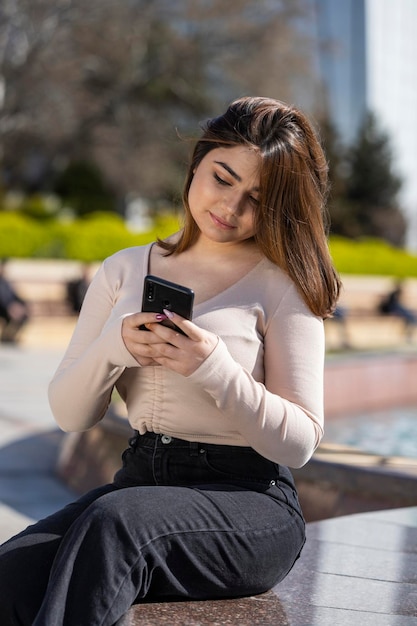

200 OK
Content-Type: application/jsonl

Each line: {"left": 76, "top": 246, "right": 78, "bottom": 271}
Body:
{"left": 0, "top": 432, "right": 305, "bottom": 626}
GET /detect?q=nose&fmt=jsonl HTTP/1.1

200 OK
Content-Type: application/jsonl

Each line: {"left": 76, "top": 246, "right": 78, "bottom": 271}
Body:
{"left": 223, "top": 190, "right": 245, "bottom": 216}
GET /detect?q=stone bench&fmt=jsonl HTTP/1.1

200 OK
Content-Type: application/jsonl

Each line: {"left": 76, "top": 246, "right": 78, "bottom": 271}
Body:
{"left": 292, "top": 443, "right": 417, "bottom": 520}
{"left": 325, "top": 311, "right": 414, "bottom": 351}
{"left": 125, "top": 506, "right": 417, "bottom": 625}
{"left": 325, "top": 275, "right": 417, "bottom": 350}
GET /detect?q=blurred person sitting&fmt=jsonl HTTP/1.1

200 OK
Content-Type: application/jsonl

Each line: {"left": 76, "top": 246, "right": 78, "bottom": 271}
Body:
{"left": 0, "top": 258, "right": 30, "bottom": 344}
{"left": 378, "top": 281, "right": 416, "bottom": 340}
{"left": 66, "top": 265, "right": 91, "bottom": 314}
{"left": 329, "top": 304, "right": 351, "bottom": 349}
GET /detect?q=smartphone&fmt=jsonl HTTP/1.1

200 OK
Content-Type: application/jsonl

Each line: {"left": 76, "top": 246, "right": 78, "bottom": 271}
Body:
{"left": 141, "top": 275, "right": 194, "bottom": 335}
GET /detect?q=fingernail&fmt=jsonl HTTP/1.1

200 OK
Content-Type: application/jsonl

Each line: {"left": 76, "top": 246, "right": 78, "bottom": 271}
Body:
{"left": 163, "top": 308, "right": 174, "bottom": 319}
{"left": 155, "top": 313, "right": 167, "bottom": 321}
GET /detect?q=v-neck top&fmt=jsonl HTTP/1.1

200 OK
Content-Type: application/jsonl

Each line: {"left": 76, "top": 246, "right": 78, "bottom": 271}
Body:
{"left": 49, "top": 243, "right": 325, "bottom": 468}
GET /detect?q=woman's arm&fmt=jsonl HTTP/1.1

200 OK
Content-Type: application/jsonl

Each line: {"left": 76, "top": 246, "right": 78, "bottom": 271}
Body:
{"left": 48, "top": 259, "right": 139, "bottom": 432}
{"left": 184, "top": 286, "right": 324, "bottom": 468}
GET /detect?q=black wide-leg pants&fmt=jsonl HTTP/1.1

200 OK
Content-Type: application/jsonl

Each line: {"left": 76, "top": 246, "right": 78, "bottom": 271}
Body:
{"left": 0, "top": 432, "right": 305, "bottom": 626}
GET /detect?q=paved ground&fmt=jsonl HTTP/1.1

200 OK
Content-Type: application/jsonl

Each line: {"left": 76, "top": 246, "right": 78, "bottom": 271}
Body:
{"left": 0, "top": 342, "right": 76, "bottom": 542}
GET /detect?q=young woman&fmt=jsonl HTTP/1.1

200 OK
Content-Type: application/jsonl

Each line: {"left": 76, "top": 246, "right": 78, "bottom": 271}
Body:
{"left": 0, "top": 96, "right": 340, "bottom": 625}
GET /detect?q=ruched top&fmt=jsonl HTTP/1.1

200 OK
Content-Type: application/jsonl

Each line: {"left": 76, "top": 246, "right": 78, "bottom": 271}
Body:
{"left": 49, "top": 243, "right": 325, "bottom": 468}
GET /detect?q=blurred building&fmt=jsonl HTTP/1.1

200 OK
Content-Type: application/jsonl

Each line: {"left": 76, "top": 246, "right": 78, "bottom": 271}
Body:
{"left": 311, "top": 0, "right": 417, "bottom": 251}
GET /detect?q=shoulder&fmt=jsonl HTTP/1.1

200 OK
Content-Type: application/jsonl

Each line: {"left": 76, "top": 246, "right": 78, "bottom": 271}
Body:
{"left": 90, "top": 244, "right": 153, "bottom": 293}
{"left": 255, "top": 257, "right": 297, "bottom": 299}
{"left": 105, "top": 244, "right": 152, "bottom": 265}
{"left": 101, "top": 244, "right": 152, "bottom": 276}
{"left": 255, "top": 258, "right": 318, "bottom": 320}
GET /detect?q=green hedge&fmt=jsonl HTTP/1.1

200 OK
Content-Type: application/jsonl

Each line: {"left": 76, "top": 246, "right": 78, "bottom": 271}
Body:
{"left": 2, "top": 211, "right": 417, "bottom": 277}
{"left": 329, "top": 236, "right": 417, "bottom": 277}
{"left": 0, "top": 212, "right": 48, "bottom": 258}
{"left": 0, "top": 211, "right": 181, "bottom": 262}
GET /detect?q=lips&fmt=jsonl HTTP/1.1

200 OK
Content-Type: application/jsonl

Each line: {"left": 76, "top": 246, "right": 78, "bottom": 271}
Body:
{"left": 210, "top": 212, "right": 236, "bottom": 229}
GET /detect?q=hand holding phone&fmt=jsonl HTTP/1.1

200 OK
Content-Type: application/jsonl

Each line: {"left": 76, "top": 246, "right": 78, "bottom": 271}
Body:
{"left": 133, "top": 274, "right": 218, "bottom": 376}
{"left": 141, "top": 275, "right": 194, "bottom": 335}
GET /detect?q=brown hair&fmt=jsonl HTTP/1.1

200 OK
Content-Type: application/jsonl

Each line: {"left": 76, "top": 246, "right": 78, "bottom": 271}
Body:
{"left": 160, "top": 96, "right": 341, "bottom": 318}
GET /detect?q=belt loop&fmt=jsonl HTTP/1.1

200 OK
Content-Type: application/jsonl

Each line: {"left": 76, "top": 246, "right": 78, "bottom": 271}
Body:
{"left": 189, "top": 441, "right": 199, "bottom": 457}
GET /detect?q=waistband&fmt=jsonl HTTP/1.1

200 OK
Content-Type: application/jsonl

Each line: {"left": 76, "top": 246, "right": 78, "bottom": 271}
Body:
{"left": 131, "top": 431, "right": 254, "bottom": 453}
{"left": 123, "top": 431, "right": 297, "bottom": 494}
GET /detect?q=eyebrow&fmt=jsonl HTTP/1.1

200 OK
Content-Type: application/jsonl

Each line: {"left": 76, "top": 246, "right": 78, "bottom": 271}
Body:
{"left": 214, "top": 161, "right": 241, "bottom": 182}
{"left": 214, "top": 161, "right": 259, "bottom": 191}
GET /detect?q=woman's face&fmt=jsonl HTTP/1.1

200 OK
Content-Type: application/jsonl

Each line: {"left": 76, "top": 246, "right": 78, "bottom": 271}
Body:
{"left": 187, "top": 146, "right": 261, "bottom": 246}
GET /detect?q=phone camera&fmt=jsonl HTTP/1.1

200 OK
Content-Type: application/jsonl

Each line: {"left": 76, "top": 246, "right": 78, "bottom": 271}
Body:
{"left": 147, "top": 283, "right": 155, "bottom": 301}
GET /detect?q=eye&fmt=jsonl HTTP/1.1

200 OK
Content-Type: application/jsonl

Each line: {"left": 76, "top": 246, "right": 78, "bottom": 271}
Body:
{"left": 214, "top": 172, "right": 230, "bottom": 186}
{"left": 249, "top": 195, "right": 259, "bottom": 207}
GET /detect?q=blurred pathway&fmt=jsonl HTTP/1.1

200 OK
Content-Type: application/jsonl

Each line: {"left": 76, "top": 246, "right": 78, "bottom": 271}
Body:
{"left": 0, "top": 344, "right": 75, "bottom": 542}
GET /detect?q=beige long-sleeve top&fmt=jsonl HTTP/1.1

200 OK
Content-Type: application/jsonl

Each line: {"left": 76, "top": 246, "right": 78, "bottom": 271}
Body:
{"left": 49, "top": 243, "right": 325, "bottom": 468}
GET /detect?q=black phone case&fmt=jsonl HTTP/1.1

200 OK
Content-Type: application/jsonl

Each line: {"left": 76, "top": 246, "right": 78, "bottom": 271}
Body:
{"left": 141, "top": 275, "right": 194, "bottom": 334}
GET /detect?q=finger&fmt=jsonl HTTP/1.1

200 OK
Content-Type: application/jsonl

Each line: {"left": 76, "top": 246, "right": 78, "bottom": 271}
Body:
{"left": 122, "top": 325, "right": 160, "bottom": 346}
{"left": 162, "top": 309, "right": 201, "bottom": 341}
{"left": 124, "top": 312, "right": 168, "bottom": 329}
{"left": 144, "top": 322, "right": 185, "bottom": 347}
{"left": 139, "top": 357, "right": 161, "bottom": 367}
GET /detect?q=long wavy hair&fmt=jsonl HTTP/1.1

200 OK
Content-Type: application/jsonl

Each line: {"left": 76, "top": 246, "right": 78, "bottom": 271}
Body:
{"left": 159, "top": 96, "right": 341, "bottom": 318}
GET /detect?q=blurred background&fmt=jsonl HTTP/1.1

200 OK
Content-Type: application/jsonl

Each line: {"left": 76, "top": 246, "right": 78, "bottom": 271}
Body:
{"left": 0, "top": 0, "right": 417, "bottom": 535}
{"left": 0, "top": 0, "right": 416, "bottom": 259}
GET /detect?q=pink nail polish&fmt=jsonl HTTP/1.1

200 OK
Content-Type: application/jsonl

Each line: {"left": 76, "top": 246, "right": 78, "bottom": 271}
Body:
{"left": 155, "top": 313, "right": 166, "bottom": 321}
{"left": 163, "top": 308, "right": 174, "bottom": 319}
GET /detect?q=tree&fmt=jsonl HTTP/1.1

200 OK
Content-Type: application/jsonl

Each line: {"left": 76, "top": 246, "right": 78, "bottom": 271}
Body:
{"left": 54, "top": 161, "right": 116, "bottom": 216}
{"left": 320, "top": 111, "right": 406, "bottom": 245}
{"left": 344, "top": 111, "right": 406, "bottom": 246}
{"left": 318, "top": 117, "right": 351, "bottom": 236}
{"left": 0, "top": 0, "right": 318, "bottom": 208}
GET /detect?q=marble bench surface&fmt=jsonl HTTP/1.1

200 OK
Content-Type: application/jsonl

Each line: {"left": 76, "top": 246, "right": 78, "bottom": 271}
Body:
{"left": 128, "top": 506, "right": 417, "bottom": 626}
{"left": 2, "top": 504, "right": 416, "bottom": 625}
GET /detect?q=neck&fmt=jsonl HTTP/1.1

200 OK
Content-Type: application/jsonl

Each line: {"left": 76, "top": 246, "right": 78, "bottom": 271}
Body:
{"left": 189, "top": 235, "right": 259, "bottom": 259}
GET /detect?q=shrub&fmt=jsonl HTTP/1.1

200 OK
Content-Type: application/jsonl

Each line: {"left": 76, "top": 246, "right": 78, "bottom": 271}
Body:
{"left": 0, "top": 213, "right": 49, "bottom": 258}
{"left": 19, "top": 194, "right": 61, "bottom": 221}
{"left": 0, "top": 210, "right": 183, "bottom": 261}
{"left": 329, "top": 236, "right": 417, "bottom": 277}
